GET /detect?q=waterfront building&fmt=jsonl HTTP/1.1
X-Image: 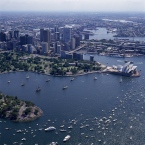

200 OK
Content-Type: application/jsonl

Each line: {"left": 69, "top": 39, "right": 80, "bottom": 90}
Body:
{"left": 84, "top": 34, "right": 89, "bottom": 40}
{"left": 90, "top": 55, "right": 94, "bottom": 61}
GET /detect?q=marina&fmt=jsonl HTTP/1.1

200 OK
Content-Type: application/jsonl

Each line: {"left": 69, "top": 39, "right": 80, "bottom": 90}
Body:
{"left": 0, "top": 56, "right": 145, "bottom": 144}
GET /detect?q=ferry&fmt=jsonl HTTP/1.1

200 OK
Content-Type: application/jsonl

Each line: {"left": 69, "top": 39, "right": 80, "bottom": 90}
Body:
{"left": 63, "top": 135, "right": 71, "bottom": 142}
{"left": 45, "top": 126, "right": 56, "bottom": 131}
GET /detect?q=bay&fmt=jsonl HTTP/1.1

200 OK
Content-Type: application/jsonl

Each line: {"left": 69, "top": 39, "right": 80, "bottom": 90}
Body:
{"left": 0, "top": 55, "right": 145, "bottom": 144}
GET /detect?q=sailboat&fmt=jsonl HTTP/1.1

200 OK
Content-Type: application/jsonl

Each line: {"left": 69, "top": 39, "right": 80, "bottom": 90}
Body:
{"left": 36, "top": 86, "right": 41, "bottom": 92}
{"left": 119, "top": 77, "right": 122, "bottom": 83}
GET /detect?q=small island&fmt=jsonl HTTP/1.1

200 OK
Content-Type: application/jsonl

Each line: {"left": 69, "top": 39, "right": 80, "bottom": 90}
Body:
{"left": 0, "top": 92, "right": 43, "bottom": 122}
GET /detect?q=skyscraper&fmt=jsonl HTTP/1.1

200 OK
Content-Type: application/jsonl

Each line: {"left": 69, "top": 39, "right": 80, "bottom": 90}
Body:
{"left": 40, "top": 28, "right": 44, "bottom": 42}
{"left": 63, "top": 27, "right": 71, "bottom": 43}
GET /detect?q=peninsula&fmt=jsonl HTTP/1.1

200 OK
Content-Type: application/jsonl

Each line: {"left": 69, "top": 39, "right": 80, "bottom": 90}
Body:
{"left": 0, "top": 92, "right": 43, "bottom": 122}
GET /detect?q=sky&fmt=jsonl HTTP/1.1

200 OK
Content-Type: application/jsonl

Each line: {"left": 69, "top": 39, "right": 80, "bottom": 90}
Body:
{"left": 0, "top": 0, "right": 145, "bottom": 12}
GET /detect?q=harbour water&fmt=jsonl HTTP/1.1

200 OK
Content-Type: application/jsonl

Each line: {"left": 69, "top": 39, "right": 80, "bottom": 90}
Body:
{"left": 88, "top": 27, "right": 145, "bottom": 41}
{"left": 0, "top": 56, "right": 145, "bottom": 144}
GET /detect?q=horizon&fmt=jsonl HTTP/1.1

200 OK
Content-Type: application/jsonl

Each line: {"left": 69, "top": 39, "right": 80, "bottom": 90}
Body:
{"left": 0, "top": 0, "right": 145, "bottom": 12}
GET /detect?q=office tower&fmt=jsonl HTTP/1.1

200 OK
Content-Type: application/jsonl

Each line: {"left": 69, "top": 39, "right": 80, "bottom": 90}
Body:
{"left": 41, "top": 42, "right": 48, "bottom": 54}
{"left": 55, "top": 32, "right": 60, "bottom": 41}
{"left": 74, "top": 35, "right": 80, "bottom": 47}
{"left": 9, "top": 31, "right": 14, "bottom": 39}
{"left": 54, "top": 25, "right": 59, "bottom": 32}
{"left": 84, "top": 34, "right": 89, "bottom": 40}
{"left": 63, "top": 27, "right": 71, "bottom": 43}
{"left": 71, "top": 38, "right": 76, "bottom": 50}
{"left": 14, "top": 30, "right": 19, "bottom": 39}
{"left": 0, "top": 32, "right": 6, "bottom": 42}
{"left": 43, "top": 29, "right": 51, "bottom": 43}
{"left": 40, "top": 28, "right": 44, "bottom": 42}
{"left": 27, "top": 36, "right": 33, "bottom": 44}
{"left": 20, "top": 35, "right": 26, "bottom": 45}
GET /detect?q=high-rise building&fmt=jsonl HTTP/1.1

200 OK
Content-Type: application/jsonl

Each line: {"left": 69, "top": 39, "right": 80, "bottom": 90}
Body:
{"left": 54, "top": 25, "right": 59, "bottom": 32}
{"left": 84, "top": 34, "right": 89, "bottom": 40}
{"left": 63, "top": 27, "right": 71, "bottom": 43}
{"left": 27, "top": 36, "right": 33, "bottom": 44}
{"left": 20, "top": 35, "right": 26, "bottom": 45}
{"left": 74, "top": 35, "right": 80, "bottom": 47}
{"left": 71, "top": 38, "right": 76, "bottom": 50}
{"left": 41, "top": 42, "right": 48, "bottom": 54}
{"left": 14, "top": 30, "right": 19, "bottom": 39}
{"left": 40, "top": 28, "right": 44, "bottom": 42}
{"left": 43, "top": 29, "right": 51, "bottom": 43}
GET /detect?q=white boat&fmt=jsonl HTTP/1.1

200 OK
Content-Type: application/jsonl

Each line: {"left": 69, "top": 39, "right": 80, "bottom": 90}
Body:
{"left": 94, "top": 77, "right": 97, "bottom": 80}
{"left": 70, "top": 78, "right": 74, "bottom": 81}
{"left": 63, "top": 135, "right": 71, "bottom": 142}
{"left": 119, "top": 78, "right": 122, "bottom": 83}
{"left": 45, "top": 126, "right": 56, "bottom": 131}
{"left": 26, "top": 75, "right": 29, "bottom": 79}
{"left": 60, "top": 129, "right": 67, "bottom": 132}
{"left": 7, "top": 80, "right": 10, "bottom": 83}
{"left": 63, "top": 86, "right": 68, "bottom": 90}
{"left": 21, "top": 138, "right": 26, "bottom": 141}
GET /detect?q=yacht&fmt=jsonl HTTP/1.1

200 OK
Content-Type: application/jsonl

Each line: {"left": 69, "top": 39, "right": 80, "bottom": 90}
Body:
{"left": 70, "top": 77, "right": 74, "bottom": 81}
{"left": 63, "top": 135, "right": 71, "bottom": 142}
{"left": 63, "top": 86, "right": 68, "bottom": 90}
{"left": 45, "top": 126, "right": 56, "bottom": 131}
{"left": 36, "top": 86, "right": 41, "bottom": 92}
{"left": 21, "top": 138, "right": 26, "bottom": 141}
{"left": 94, "top": 77, "right": 97, "bottom": 80}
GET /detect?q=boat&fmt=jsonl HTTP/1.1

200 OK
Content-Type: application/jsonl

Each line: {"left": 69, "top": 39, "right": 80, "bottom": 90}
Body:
{"left": 68, "top": 125, "right": 73, "bottom": 129}
{"left": 45, "top": 126, "right": 56, "bottom": 131}
{"left": 94, "top": 77, "right": 97, "bottom": 80}
{"left": 36, "top": 86, "right": 41, "bottom": 92}
{"left": 49, "top": 142, "right": 58, "bottom": 145}
{"left": 21, "top": 138, "right": 26, "bottom": 141}
{"left": 60, "top": 129, "right": 67, "bottom": 132}
{"left": 7, "top": 80, "right": 10, "bottom": 83}
{"left": 63, "top": 135, "right": 71, "bottom": 142}
{"left": 26, "top": 75, "right": 29, "bottom": 79}
{"left": 21, "top": 81, "right": 25, "bottom": 86}
{"left": 63, "top": 86, "right": 68, "bottom": 90}
{"left": 46, "top": 78, "right": 50, "bottom": 82}
{"left": 119, "top": 77, "right": 122, "bottom": 83}
{"left": 70, "top": 78, "right": 74, "bottom": 81}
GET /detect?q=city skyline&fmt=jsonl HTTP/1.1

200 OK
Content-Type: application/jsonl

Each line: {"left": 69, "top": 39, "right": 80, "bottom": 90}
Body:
{"left": 0, "top": 0, "right": 145, "bottom": 12}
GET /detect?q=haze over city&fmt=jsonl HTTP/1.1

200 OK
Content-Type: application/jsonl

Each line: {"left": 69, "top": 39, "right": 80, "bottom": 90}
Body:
{"left": 0, "top": 0, "right": 145, "bottom": 12}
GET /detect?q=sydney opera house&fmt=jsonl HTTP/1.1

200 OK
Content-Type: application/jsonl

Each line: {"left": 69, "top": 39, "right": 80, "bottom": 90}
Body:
{"left": 110, "top": 61, "right": 140, "bottom": 77}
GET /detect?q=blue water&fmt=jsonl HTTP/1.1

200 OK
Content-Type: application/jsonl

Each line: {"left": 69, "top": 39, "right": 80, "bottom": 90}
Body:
{"left": 0, "top": 56, "right": 145, "bottom": 145}
{"left": 88, "top": 27, "right": 145, "bottom": 41}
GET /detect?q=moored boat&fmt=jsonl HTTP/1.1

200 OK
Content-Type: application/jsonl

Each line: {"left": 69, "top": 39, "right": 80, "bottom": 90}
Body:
{"left": 63, "top": 135, "right": 71, "bottom": 142}
{"left": 45, "top": 126, "right": 56, "bottom": 131}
